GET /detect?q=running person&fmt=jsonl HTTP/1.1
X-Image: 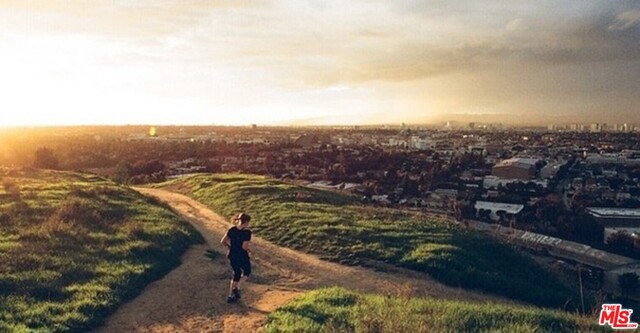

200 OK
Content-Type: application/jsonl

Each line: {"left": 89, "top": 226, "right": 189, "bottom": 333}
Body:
{"left": 220, "top": 213, "right": 252, "bottom": 303}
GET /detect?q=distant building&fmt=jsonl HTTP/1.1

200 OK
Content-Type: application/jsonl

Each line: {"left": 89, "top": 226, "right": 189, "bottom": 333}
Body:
{"left": 540, "top": 162, "right": 563, "bottom": 179}
{"left": 388, "top": 138, "right": 408, "bottom": 148}
{"left": 482, "top": 175, "right": 548, "bottom": 189}
{"left": 491, "top": 158, "right": 538, "bottom": 180}
{"left": 484, "top": 143, "right": 506, "bottom": 155}
{"left": 434, "top": 189, "right": 458, "bottom": 199}
{"left": 586, "top": 153, "right": 640, "bottom": 166}
{"left": 409, "top": 136, "right": 435, "bottom": 150}
{"left": 475, "top": 201, "right": 524, "bottom": 221}
{"left": 308, "top": 181, "right": 362, "bottom": 191}
{"left": 586, "top": 207, "right": 640, "bottom": 243}
{"left": 371, "top": 195, "right": 391, "bottom": 205}
{"left": 468, "top": 146, "right": 486, "bottom": 155}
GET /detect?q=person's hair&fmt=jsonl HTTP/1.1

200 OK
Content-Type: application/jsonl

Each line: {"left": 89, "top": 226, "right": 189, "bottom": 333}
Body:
{"left": 234, "top": 213, "right": 251, "bottom": 225}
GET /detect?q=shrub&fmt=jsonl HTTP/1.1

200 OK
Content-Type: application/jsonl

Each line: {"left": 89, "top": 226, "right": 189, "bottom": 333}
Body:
{"left": 33, "top": 147, "right": 60, "bottom": 170}
{"left": 44, "top": 198, "right": 104, "bottom": 234}
{"left": 608, "top": 231, "right": 636, "bottom": 257}
{"left": 3, "top": 179, "right": 22, "bottom": 202}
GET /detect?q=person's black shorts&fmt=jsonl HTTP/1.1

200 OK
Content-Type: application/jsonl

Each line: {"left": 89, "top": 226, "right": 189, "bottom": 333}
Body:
{"left": 229, "top": 256, "right": 251, "bottom": 282}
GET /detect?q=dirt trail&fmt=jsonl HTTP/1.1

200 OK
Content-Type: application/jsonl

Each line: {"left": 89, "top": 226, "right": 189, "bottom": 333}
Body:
{"left": 94, "top": 188, "right": 508, "bottom": 333}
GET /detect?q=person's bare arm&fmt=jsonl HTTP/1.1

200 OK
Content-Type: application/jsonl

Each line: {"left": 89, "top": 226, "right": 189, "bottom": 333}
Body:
{"left": 242, "top": 240, "right": 252, "bottom": 254}
{"left": 221, "top": 233, "right": 231, "bottom": 248}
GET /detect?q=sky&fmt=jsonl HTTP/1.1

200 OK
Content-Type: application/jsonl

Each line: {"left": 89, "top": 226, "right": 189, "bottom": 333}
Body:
{"left": 0, "top": 0, "right": 639, "bottom": 126}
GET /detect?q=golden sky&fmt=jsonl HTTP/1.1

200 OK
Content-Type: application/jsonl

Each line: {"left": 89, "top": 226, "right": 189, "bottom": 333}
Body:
{"left": 1, "top": 1, "right": 639, "bottom": 126}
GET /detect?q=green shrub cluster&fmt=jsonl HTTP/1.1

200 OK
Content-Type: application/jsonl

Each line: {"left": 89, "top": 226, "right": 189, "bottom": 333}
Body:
{"left": 265, "top": 288, "right": 607, "bottom": 333}
{"left": 161, "top": 174, "right": 579, "bottom": 308}
{"left": 0, "top": 169, "right": 202, "bottom": 332}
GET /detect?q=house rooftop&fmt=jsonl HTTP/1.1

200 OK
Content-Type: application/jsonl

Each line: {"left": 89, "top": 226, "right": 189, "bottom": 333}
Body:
{"left": 494, "top": 158, "right": 539, "bottom": 168}
{"left": 475, "top": 201, "right": 524, "bottom": 214}
{"left": 586, "top": 207, "right": 640, "bottom": 218}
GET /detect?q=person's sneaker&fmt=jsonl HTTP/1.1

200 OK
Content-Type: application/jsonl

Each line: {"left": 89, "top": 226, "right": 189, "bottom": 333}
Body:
{"left": 226, "top": 295, "right": 237, "bottom": 303}
{"left": 232, "top": 288, "right": 241, "bottom": 300}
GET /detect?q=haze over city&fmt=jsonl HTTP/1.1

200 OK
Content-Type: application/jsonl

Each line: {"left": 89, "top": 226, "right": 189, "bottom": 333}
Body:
{"left": 1, "top": 0, "right": 638, "bottom": 126}
{"left": 3, "top": 2, "right": 640, "bottom": 329}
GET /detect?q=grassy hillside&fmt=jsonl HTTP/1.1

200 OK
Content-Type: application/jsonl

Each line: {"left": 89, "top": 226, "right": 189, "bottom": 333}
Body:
{"left": 265, "top": 288, "right": 606, "bottom": 333}
{"left": 0, "top": 168, "right": 202, "bottom": 333}
{"left": 159, "top": 174, "right": 580, "bottom": 309}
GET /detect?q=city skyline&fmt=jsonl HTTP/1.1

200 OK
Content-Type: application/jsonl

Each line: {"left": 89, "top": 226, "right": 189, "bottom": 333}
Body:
{"left": 1, "top": 1, "right": 639, "bottom": 126}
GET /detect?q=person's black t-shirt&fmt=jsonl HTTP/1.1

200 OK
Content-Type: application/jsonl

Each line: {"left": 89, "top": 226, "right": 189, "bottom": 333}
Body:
{"left": 226, "top": 226, "right": 251, "bottom": 260}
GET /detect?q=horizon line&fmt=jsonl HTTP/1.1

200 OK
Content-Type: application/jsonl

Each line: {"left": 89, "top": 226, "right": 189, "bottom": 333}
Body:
{"left": 1, "top": 121, "right": 637, "bottom": 129}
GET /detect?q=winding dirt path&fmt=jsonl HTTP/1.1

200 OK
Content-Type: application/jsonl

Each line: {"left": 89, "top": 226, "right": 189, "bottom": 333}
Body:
{"left": 94, "top": 188, "right": 508, "bottom": 333}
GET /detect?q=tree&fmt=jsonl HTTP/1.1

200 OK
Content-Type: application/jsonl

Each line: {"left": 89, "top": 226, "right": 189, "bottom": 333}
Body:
{"left": 113, "top": 161, "right": 132, "bottom": 184}
{"left": 478, "top": 209, "right": 491, "bottom": 222}
{"left": 33, "top": 147, "right": 59, "bottom": 169}
{"left": 608, "top": 231, "right": 636, "bottom": 257}
{"left": 618, "top": 272, "right": 639, "bottom": 298}
{"left": 496, "top": 210, "right": 507, "bottom": 225}
{"left": 264, "top": 153, "right": 275, "bottom": 176}
{"left": 572, "top": 211, "right": 604, "bottom": 244}
{"left": 131, "top": 160, "right": 165, "bottom": 176}
{"left": 518, "top": 207, "right": 537, "bottom": 226}
{"left": 460, "top": 204, "right": 477, "bottom": 219}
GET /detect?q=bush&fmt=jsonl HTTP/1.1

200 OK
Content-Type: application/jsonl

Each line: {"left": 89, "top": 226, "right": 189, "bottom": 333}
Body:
{"left": 3, "top": 179, "right": 21, "bottom": 202}
{"left": 44, "top": 198, "right": 104, "bottom": 234}
{"left": 33, "top": 147, "right": 60, "bottom": 170}
{"left": 608, "top": 231, "right": 635, "bottom": 257}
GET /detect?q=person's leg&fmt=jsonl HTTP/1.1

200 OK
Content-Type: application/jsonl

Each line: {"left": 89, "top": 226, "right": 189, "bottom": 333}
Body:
{"left": 235, "top": 259, "right": 252, "bottom": 290}
{"left": 232, "top": 258, "right": 251, "bottom": 301}
{"left": 229, "top": 279, "right": 238, "bottom": 295}
{"left": 228, "top": 261, "right": 242, "bottom": 302}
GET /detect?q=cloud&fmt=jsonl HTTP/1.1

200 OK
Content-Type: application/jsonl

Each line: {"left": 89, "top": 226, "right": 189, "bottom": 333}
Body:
{"left": 337, "top": 4, "right": 639, "bottom": 84}
{"left": 609, "top": 9, "right": 640, "bottom": 31}
{"left": 505, "top": 18, "right": 523, "bottom": 31}
{"left": 7, "top": 0, "right": 636, "bottom": 86}
{"left": 2, "top": 0, "right": 639, "bottom": 125}
{"left": 0, "top": 0, "right": 268, "bottom": 39}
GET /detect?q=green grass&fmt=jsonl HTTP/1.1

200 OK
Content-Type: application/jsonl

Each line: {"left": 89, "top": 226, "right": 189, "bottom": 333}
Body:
{"left": 265, "top": 287, "right": 607, "bottom": 333}
{"left": 158, "top": 173, "right": 580, "bottom": 309}
{"left": 0, "top": 168, "right": 202, "bottom": 332}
